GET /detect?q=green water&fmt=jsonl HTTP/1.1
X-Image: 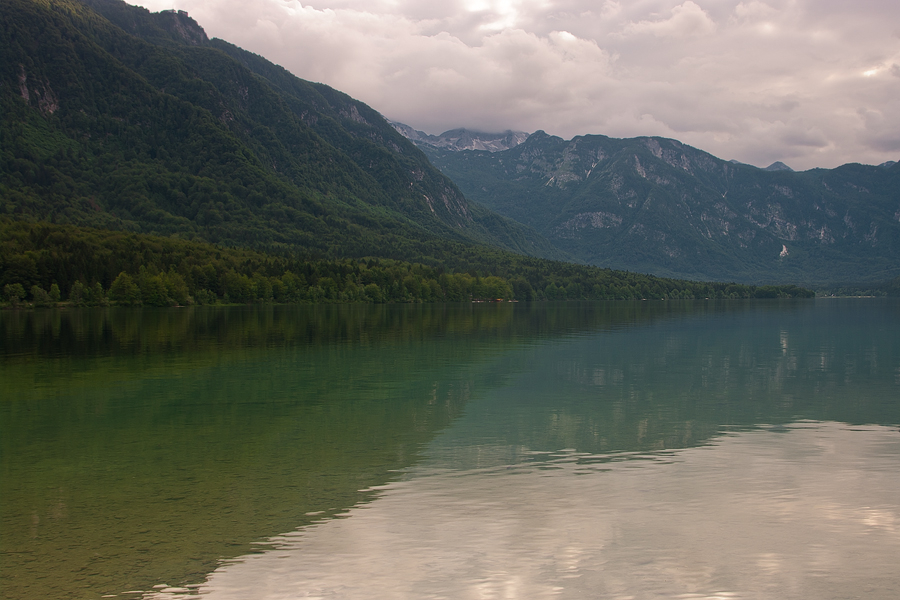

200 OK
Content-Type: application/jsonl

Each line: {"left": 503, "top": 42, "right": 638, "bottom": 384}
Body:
{"left": 1, "top": 300, "right": 899, "bottom": 599}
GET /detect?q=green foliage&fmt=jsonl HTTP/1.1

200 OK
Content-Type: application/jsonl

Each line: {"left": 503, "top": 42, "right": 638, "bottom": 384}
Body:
{"left": 813, "top": 275, "right": 900, "bottom": 297}
{"left": 0, "top": 221, "right": 814, "bottom": 308}
{"left": 30, "top": 284, "right": 53, "bottom": 307}
{"left": 68, "top": 280, "right": 108, "bottom": 307}
{"left": 109, "top": 272, "right": 141, "bottom": 305}
{"left": 3, "top": 283, "right": 27, "bottom": 307}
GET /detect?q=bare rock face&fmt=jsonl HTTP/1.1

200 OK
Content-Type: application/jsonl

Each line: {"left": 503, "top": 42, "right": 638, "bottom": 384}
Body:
{"left": 17, "top": 65, "right": 58, "bottom": 114}
{"left": 391, "top": 122, "right": 529, "bottom": 153}
{"left": 161, "top": 10, "right": 209, "bottom": 46}
{"left": 423, "top": 131, "right": 900, "bottom": 285}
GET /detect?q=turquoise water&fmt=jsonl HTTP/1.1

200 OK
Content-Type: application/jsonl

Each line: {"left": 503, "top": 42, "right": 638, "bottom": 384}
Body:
{"left": 1, "top": 300, "right": 898, "bottom": 599}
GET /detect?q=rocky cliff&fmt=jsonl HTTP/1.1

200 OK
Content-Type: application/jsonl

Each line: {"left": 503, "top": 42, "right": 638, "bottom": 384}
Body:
{"left": 424, "top": 131, "right": 900, "bottom": 285}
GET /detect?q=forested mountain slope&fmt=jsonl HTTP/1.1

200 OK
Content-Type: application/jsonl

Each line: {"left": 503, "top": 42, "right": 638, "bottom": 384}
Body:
{"left": 0, "top": 0, "right": 818, "bottom": 303}
{"left": 422, "top": 131, "right": 900, "bottom": 285}
{"left": 1, "top": 0, "right": 563, "bottom": 263}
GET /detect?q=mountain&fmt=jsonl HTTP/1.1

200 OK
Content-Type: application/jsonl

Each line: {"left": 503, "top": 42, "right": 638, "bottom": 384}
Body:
{"left": 422, "top": 131, "right": 900, "bottom": 285}
{"left": 0, "top": 0, "right": 820, "bottom": 304}
{"left": 1, "top": 0, "right": 564, "bottom": 264}
{"left": 391, "top": 122, "right": 529, "bottom": 153}
{"left": 763, "top": 161, "right": 793, "bottom": 172}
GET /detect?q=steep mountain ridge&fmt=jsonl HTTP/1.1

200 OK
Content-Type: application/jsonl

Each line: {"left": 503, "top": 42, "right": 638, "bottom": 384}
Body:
{"left": 1, "top": 0, "right": 564, "bottom": 262}
{"left": 424, "top": 131, "right": 900, "bottom": 285}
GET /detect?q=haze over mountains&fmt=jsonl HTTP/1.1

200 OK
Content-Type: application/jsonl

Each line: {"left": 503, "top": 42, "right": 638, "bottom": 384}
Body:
{"left": 400, "top": 126, "right": 900, "bottom": 285}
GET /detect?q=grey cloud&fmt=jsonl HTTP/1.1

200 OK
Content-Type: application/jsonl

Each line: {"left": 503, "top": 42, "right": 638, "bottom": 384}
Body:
{"left": 778, "top": 129, "right": 829, "bottom": 149}
{"left": 857, "top": 107, "right": 900, "bottom": 153}
{"left": 766, "top": 99, "right": 800, "bottom": 113}
{"left": 865, "top": 134, "right": 900, "bottom": 153}
{"left": 132, "top": 0, "right": 900, "bottom": 169}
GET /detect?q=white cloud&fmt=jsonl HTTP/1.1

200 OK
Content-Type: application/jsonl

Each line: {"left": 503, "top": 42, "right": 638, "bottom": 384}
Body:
{"left": 620, "top": 1, "right": 717, "bottom": 38}
{"left": 733, "top": 0, "right": 777, "bottom": 21}
{"left": 129, "top": 0, "right": 900, "bottom": 169}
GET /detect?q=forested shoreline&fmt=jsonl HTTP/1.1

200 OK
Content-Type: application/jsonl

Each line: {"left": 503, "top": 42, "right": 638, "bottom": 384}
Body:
{"left": 1, "top": 220, "right": 814, "bottom": 308}
{"left": 0, "top": 0, "right": 828, "bottom": 309}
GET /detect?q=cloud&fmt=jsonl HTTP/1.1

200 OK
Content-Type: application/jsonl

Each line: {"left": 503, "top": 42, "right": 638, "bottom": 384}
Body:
{"left": 130, "top": 0, "right": 900, "bottom": 170}
{"left": 858, "top": 107, "right": 900, "bottom": 153}
{"left": 734, "top": 0, "right": 777, "bottom": 20}
{"left": 777, "top": 123, "right": 830, "bottom": 149}
{"left": 621, "top": 1, "right": 717, "bottom": 38}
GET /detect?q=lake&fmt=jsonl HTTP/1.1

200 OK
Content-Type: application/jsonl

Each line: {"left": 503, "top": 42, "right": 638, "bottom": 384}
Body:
{"left": 1, "top": 300, "right": 898, "bottom": 599}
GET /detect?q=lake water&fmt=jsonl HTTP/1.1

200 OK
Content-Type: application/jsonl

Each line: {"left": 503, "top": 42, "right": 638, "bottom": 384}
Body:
{"left": 1, "top": 300, "right": 898, "bottom": 599}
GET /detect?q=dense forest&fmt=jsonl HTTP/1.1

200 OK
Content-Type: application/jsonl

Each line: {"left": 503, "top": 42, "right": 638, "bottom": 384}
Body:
{"left": 0, "top": 220, "right": 814, "bottom": 307}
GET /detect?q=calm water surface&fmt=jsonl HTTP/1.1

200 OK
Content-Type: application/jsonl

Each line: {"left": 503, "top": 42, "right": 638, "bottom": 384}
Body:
{"left": 1, "top": 300, "right": 898, "bottom": 599}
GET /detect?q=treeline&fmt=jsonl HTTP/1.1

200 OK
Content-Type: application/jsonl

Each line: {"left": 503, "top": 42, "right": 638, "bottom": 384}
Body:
{"left": 0, "top": 220, "right": 813, "bottom": 307}
{"left": 816, "top": 277, "right": 900, "bottom": 297}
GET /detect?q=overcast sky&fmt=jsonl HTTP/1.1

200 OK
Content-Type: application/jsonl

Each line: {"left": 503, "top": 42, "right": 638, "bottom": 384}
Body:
{"left": 130, "top": 0, "right": 900, "bottom": 170}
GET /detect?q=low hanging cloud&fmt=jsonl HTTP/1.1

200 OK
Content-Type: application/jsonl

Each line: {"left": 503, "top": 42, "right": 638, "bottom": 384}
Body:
{"left": 132, "top": 0, "right": 900, "bottom": 170}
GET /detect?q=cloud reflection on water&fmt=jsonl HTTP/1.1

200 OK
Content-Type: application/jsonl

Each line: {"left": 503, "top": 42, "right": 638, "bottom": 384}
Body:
{"left": 146, "top": 422, "right": 900, "bottom": 600}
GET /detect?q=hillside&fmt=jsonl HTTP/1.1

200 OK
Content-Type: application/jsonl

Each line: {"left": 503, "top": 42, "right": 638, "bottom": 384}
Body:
{"left": 420, "top": 131, "right": 900, "bottom": 285}
{"left": 0, "top": 0, "right": 817, "bottom": 302}
{"left": 0, "top": 0, "right": 564, "bottom": 264}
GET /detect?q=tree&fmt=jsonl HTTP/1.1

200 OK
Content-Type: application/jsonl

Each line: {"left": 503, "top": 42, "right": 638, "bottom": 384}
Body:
{"left": 70, "top": 281, "right": 86, "bottom": 306}
{"left": 31, "top": 285, "right": 53, "bottom": 307}
{"left": 4, "top": 283, "right": 26, "bottom": 307}
{"left": 363, "top": 283, "right": 383, "bottom": 303}
{"left": 109, "top": 272, "right": 142, "bottom": 305}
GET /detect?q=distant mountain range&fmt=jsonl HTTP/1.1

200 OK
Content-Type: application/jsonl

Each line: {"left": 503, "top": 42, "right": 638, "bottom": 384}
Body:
{"left": 390, "top": 123, "right": 529, "bottom": 153}
{"left": 404, "top": 129, "right": 900, "bottom": 285}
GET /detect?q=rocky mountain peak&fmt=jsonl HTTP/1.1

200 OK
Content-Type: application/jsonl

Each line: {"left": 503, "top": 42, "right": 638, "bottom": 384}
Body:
{"left": 159, "top": 9, "right": 209, "bottom": 45}
{"left": 391, "top": 122, "right": 529, "bottom": 152}
{"left": 764, "top": 161, "right": 793, "bottom": 172}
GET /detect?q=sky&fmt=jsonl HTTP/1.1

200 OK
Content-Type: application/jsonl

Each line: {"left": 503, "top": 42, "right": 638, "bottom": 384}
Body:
{"left": 129, "top": 0, "right": 900, "bottom": 170}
